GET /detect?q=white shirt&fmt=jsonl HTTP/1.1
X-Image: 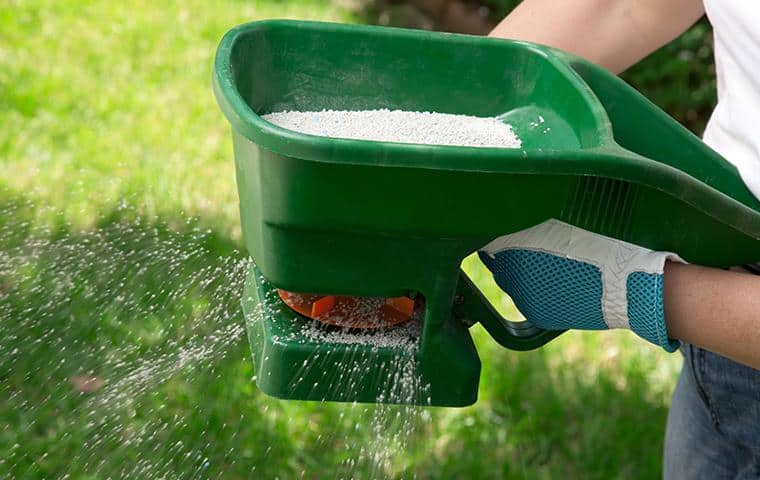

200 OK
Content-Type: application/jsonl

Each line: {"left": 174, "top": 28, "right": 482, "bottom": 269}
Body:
{"left": 703, "top": 0, "right": 760, "bottom": 201}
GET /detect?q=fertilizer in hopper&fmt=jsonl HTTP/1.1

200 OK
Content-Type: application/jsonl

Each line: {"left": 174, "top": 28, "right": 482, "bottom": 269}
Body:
{"left": 262, "top": 109, "right": 522, "bottom": 148}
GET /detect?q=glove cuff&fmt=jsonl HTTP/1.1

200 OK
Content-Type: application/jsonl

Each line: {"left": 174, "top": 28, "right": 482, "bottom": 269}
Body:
{"left": 626, "top": 254, "right": 682, "bottom": 353}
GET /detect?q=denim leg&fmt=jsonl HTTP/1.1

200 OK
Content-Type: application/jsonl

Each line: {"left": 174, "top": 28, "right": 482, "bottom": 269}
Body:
{"left": 697, "top": 346, "right": 760, "bottom": 480}
{"left": 664, "top": 344, "right": 760, "bottom": 479}
{"left": 664, "top": 344, "right": 736, "bottom": 479}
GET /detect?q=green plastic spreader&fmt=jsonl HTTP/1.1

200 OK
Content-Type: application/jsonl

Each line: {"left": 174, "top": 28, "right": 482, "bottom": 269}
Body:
{"left": 214, "top": 20, "right": 760, "bottom": 407}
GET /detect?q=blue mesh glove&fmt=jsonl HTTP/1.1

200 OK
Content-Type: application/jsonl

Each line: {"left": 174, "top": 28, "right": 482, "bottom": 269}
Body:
{"left": 479, "top": 219, "right": 684, "bottom": 352}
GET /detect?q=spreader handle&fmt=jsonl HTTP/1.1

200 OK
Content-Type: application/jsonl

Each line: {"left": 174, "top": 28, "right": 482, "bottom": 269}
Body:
{"left": 452, "top": 270, "right": 564, "bottom": 351}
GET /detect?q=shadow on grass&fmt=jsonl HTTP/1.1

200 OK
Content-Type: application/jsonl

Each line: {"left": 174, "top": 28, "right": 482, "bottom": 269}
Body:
{"left": 1, "top": 187, "right": 673, "bottom": 479}
{"left": 405, "top": 336, "right": 672, "bottom": 479}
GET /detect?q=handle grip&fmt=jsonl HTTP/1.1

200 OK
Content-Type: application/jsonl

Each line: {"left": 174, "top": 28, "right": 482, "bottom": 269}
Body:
{"left": 452, "top": 270, "right": 564, "bottom": 351}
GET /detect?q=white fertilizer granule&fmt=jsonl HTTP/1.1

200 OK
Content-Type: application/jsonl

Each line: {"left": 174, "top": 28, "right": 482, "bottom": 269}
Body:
{"left": 298, "top": 319, "right": 422, "bottom": 351}
{"left": 262, "top": 109, "right": 522, "bottom": 148}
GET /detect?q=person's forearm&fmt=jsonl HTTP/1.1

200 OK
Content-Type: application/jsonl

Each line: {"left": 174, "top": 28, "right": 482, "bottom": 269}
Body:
{"left": 489, "top": 0, "right": 704, "bottom": 73}
{"left": 665, "top": 263, "right": 760, "bottom": 370}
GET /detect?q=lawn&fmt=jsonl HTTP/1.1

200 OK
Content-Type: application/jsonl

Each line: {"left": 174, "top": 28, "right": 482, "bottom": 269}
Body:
{"left": 1, "top": 0, "right": 682, "bottom": 478}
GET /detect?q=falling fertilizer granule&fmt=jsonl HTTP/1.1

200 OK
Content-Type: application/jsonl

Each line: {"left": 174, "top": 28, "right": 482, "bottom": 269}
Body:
{"left": 263, "top": 109, "right": 522, "bottom": 148}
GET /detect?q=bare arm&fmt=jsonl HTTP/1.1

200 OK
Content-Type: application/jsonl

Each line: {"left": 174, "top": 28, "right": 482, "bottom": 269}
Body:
{"left": 664, "top": 264, "right": 760, "bottom": 370}
{"left": 489, "top": 0, "right": 704, "bottom": 73}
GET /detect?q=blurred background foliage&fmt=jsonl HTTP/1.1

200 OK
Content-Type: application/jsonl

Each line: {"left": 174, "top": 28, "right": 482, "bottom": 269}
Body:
{"left": 354, "top": 0, "right": 717, "bottom": 133}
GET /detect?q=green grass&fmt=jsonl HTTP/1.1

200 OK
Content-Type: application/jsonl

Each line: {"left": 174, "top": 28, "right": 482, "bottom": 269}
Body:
{"left": 1, "top": 1, "right": 682, "bottom": 478}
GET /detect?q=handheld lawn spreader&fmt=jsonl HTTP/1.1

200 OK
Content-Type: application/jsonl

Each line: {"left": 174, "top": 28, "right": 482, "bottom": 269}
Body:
{"left": 213, "top": 20, "right": 760, "bottom": 407}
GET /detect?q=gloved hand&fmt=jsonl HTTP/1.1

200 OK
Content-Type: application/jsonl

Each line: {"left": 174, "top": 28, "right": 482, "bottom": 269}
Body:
{"left": 479, "top": 219, "right": 684, "bottom": 352}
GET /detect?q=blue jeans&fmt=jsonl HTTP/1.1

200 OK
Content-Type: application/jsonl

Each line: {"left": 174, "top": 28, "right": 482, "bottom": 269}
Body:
{"left": 664, "top": 344, "right": 760, "bottom": 479}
